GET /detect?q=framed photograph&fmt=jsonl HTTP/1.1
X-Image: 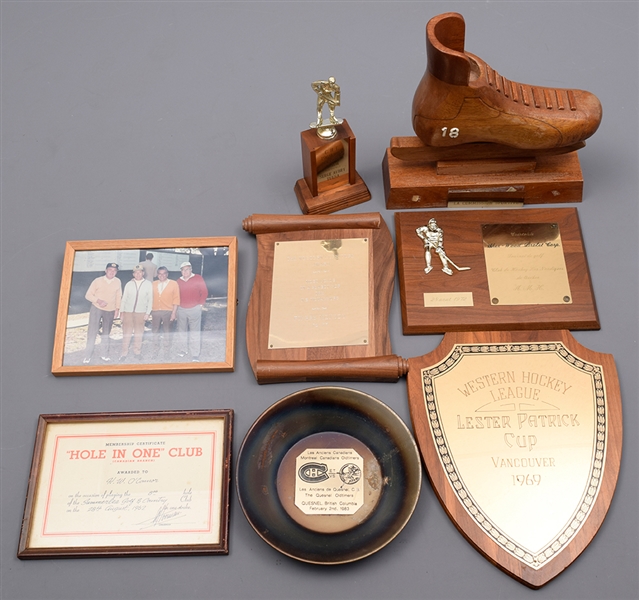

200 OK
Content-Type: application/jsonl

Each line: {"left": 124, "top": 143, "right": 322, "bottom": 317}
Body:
{"left": 18, "top": 410, "right": 233, "bottom": 558}
{"left": 51, "top": 237, "right": 237, "bottom": 375}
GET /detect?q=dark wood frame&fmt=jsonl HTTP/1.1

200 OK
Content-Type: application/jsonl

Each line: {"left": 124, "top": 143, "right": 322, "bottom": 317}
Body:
{"left": 18, "top": 410, "right": 233, "bottom": 558}
{"left": 242, "top": 213, "right": 407, "bottom": 383}
{"left": 51, "top": 237, "right": 237, "bottom": 376}
{"left": 406, "top": 330, "right": 622, "bottom": 588}
{"left": 395, "top": 208, "right": 599, "bottom": 334}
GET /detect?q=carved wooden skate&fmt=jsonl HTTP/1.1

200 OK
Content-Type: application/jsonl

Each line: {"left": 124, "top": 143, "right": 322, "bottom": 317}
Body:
{"left": 384, "top": 12, "right": 601, "bottom": 208}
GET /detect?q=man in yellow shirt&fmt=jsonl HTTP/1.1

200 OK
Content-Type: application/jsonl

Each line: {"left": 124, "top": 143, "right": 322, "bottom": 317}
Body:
{"left": 83, "top": 262, "right": 122, "bottom": 364}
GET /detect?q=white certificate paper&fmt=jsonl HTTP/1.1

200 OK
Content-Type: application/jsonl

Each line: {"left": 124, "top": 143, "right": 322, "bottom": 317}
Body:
{"left": 26, "top": 417, "right": 228, "bottom": 550}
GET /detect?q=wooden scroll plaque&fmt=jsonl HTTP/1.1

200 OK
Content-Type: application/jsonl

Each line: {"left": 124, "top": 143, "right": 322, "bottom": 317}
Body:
{"left": 243, "top": 213, "right": 407, "bottom": 384}
{"left": 395, "top": 208, "right": 599, "bottom": 334}
{"left": 406, "top": 330, "right": 622, "bottom": 588}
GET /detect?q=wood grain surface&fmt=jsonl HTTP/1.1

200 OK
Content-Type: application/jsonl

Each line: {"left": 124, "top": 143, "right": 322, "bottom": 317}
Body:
{"left": 395, "top": 208, "right": 599, "bottom": 333}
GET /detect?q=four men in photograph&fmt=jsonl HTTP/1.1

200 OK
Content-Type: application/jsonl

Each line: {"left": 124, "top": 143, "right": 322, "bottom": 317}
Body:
{"left": 81, "top": 257, "right": 208, "bottom": 364}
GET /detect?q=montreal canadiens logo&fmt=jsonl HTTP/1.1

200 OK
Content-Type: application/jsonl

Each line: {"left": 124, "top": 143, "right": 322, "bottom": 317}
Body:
{"left": 298, "top": 462, "right": 329, "bottom": 483}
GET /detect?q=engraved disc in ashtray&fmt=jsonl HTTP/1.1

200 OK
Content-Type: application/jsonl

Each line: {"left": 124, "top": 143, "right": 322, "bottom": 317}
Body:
{"left": 276, "top": 432, "right": 382, "bottom": 534}
{"left": 236, "top": 386, "right": 422, "bottom": 564}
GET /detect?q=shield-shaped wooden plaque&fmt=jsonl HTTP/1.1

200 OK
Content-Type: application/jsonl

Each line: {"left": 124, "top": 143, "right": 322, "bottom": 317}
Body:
{"left": 406, "top": 330, "right": 622, "bottom": 588}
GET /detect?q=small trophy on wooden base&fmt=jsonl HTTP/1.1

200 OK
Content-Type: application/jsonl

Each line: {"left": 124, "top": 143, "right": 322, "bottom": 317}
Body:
{"left": 295, "top": 77, "right": 371, "bottom": 214}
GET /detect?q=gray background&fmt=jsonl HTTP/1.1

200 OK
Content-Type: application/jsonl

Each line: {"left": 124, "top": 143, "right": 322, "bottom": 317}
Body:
{"left": 1, "top": 2, "right": 637, "bottom": 599}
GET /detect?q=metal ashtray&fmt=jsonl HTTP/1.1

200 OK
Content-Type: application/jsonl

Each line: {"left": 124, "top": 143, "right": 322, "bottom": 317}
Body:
{"left": 236, "top": 386, "right": 422, "bottom": 564}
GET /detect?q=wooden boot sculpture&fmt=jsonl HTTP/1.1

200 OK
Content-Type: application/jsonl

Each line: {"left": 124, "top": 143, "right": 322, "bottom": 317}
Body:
{"left": 383, "top": 12, "right": 602, "bottom": 207}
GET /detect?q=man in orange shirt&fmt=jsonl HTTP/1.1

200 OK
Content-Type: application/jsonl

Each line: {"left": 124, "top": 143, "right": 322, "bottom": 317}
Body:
{"left": 151, "top": 266, "right": 180, "bottom": 358}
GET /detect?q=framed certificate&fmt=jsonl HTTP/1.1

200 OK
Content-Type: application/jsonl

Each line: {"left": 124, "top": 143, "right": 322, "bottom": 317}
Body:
{"left": 18, "top": 410, "right": 233, "bottom": 558}
{"left": 51, "top": 237, "right": 237, "bottom": 376}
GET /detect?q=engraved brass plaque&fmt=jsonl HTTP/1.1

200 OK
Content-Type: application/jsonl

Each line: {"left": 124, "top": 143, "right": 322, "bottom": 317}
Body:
{"left": 268, "top": 237, "right": 369, "bottom": 349}
{"left": 420, "top": 342, "right": 607, "bottom": 568}
{"left": 483, "top": 223, "right": 572, "bottom": 306}
{"left": 423, "top": 292, "right": 474, "bottom": 307}
{"left": 276, "top": 431, "right": 382, "bottom": 534}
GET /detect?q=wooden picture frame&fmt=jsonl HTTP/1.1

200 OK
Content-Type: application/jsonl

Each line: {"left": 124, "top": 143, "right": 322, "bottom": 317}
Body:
{"left": 242, "top": 213, "right": 408, "bottom": 383}
{"left": 395, "top": 208, "right": 599, "bottom": 334}
{"left": 18, "top": 410, "right": 233, "bottom": 558}
{"left": 51, "top": 238, "right": 237, "bottom": 376}
{"left": 406, "top": 331, "right": 622, "bottom": 588}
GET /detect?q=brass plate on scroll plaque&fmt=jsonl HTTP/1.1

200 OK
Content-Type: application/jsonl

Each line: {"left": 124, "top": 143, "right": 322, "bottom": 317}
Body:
{"left": 482, "top": 223, "right": 571, "bottom": 306}
{"left": 268, "top": 238, "right": 369, "bottom": 349}
{"left": 407, "top": 331, "right": 622, "bottom": 588}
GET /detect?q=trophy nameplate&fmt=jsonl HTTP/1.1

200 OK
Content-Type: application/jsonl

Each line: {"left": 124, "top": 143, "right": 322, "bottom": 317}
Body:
{"left": 243, "top": 213, "right": 408, "bottom": 383}
{"left": 406, "top": 330, "right": 622, "bottom": 588}
{"left": 295, "top": 78, "right": 370, "bottom": 214}
{"left": 395, "top": 208, "right": 599, "bottom": 333}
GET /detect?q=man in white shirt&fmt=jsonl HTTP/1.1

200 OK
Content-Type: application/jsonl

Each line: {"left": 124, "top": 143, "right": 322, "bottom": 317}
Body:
{"left": 119, "top": 265, "right": 153, "bottom": 361}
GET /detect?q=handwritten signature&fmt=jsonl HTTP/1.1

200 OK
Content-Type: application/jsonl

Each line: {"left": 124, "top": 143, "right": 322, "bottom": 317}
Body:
{"left": 136, "top": 503, "right": 185, "bottom": 529}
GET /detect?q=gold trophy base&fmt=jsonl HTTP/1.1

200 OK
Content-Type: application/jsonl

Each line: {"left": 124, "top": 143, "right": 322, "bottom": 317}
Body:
{"left": 295, "top": 171, "right": 371, "bottom": 215}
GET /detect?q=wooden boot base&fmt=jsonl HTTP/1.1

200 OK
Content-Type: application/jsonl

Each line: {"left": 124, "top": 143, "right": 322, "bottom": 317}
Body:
{"left": 383, "top": 140, "right": 583, "bottom": 209}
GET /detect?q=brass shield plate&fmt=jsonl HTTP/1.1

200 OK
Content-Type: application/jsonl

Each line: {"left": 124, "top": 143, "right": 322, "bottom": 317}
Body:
{"left": 407, "top": 331, "right": 622, "bottom": 588}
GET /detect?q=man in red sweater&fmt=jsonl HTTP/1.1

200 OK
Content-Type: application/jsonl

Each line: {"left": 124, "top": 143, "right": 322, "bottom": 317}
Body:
{"left": 176, "top": 261, "right": 208, "bottom": 361}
